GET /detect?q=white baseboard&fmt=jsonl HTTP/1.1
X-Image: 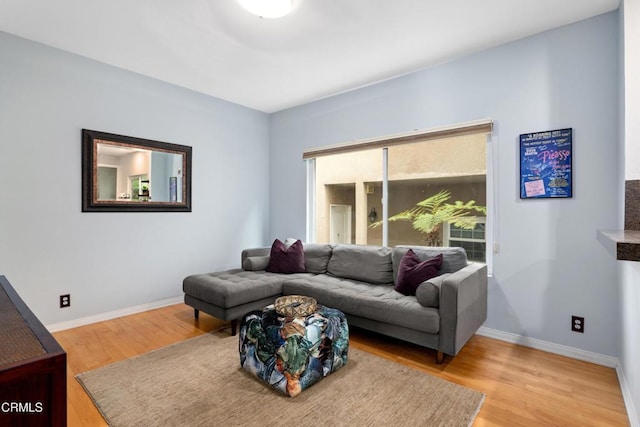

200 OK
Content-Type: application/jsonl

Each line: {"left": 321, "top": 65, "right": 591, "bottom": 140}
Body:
{"left": 477, "top": 326, "right": 639, "bottom": 427}
{"left": 476, "top": 326, "right": 618, "bottom": 367}
{"left": 616, "top": 364, "right": 640, "bottom": 427}
{"left": 45, "top": 296, "right": 184, "bottom": 333}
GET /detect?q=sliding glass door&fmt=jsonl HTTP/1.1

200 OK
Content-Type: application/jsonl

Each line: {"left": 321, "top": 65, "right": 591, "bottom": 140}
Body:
{"left": 386, "top": 133, "right": 487, "bottom": 260}
{"left": 306, "top": 121, "right": 492, "bottom": 265}
{"left": 313, "top": 148, "right": 382, "bottom": 245}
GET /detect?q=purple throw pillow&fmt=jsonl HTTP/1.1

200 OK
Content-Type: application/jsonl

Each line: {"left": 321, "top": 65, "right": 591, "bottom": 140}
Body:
{"left": 395, "top": 249, "right": 443, "bottom": 296}
{"left": 266, "top": 239, "right": 305, "bottom": 274}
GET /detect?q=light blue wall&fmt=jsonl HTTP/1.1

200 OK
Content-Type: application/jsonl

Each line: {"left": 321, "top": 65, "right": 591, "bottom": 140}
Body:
{"left": 0, "top": 31, "right": 271, "bottom": 324}
{"left": 270, "top": 12, "right": 620, "bottom": 356}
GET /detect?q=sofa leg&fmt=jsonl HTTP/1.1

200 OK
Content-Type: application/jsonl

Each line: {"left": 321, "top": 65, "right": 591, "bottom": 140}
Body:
{"left": 436, "top": 351, "right": 444, "bottom": 364}
{"left": 231, "top": 319, "right": 238, "bottom": 336}
{"left": 194, "top": 308, "right": 199, "bottom": 320}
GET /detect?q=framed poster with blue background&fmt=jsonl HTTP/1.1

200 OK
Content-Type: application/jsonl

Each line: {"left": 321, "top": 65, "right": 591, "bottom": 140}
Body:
{"left": 520, "top": 128, "right": 572, "bottom": 199}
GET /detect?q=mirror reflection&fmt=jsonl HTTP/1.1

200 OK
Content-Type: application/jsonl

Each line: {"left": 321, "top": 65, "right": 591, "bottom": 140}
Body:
{"left": 82, "top": 129, "right": 192, "bottom": 212}
{"left": 96, "top": 141, "right": 183, "bottom": 203}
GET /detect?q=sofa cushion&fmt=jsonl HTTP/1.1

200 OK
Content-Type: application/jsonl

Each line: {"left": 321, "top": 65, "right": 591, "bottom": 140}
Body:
{"left": 415, "top": 273, "right": 450, "bottom": 308}
{"left": 302, "top": 243, "right": 333, "bottom": 274}
{"left": 282, "top": 275, "right": 439, "bottom": 334}
{"left": 395, "top": 250, "right": 443, "bottom": 296}
{"left": 242, "top": 256, "right": 270, "bottom": 271}
{"left": 183, "top": 270, "right": 290, "bottom": 308}
{"left": 327, "top": 244, "right": 393, "bottom": 285}
{"left": 392, "top": 246, "right": 467, "bottom": 282}
{"left": 266, "top": 239, "right": 305, "bottom": 274}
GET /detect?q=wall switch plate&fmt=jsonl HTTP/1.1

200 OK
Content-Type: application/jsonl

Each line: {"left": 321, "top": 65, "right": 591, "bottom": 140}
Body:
{"left": 60, "top": 294, "right": 70, "bottom": 308}
{"left": 571, "top": 315, "right": 584, "bottom": 333}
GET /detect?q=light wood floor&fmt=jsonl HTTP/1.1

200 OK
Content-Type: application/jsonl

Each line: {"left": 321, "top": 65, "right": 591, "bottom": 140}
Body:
{"left": 53, "top": 304, "right": 629, "bottom": 426}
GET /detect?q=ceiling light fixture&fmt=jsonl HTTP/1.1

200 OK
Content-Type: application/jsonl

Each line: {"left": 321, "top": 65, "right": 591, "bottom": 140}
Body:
{"left": 238, "top": 0, "right": 294, "bottom": 18}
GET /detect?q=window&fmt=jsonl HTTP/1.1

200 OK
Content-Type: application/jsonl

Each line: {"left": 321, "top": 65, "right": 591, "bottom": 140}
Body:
{"left": 305, "top": 120, "right": 493, "bottom": 267}
{"left": 444, "top": 217, "right": 486, "bottom": 262}
{"left": 129, "top": 174, "right": 149, "bottom": 201}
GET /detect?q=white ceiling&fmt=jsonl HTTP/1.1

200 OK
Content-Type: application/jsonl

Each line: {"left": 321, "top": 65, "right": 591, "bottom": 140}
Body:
{"left": 0, "top": 0, "right": 620, "bottom": 113}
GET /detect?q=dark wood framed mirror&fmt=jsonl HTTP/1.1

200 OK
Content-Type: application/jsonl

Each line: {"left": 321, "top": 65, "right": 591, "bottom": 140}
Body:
{"left": 82, "top": 129, "right": 192, "bottom": 212}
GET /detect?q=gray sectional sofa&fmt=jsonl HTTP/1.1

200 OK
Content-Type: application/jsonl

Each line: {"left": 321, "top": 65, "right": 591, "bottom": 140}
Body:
{"left": 183, "top": 242, "right": 487, "bottom": 362}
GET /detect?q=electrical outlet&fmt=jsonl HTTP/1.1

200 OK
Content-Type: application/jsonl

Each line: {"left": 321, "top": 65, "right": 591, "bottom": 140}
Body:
{"left": 571, "top": 315, "right": 584, "bottom": 333}
{"left": 60, "top": 294, "right": 70, "bottom": 308}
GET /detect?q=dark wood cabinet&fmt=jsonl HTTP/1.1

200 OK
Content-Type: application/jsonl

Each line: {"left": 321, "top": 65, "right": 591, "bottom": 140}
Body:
{"left": 0, "top": 275, "right": 66, "bottom": 426}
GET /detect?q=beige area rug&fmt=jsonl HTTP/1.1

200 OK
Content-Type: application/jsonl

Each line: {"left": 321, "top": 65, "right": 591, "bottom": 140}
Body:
{"left": 77, "top": 332, "right": 484, "bottom": 427}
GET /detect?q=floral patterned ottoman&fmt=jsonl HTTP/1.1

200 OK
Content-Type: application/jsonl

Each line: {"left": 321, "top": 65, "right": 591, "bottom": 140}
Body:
{"left": 238, "top": 302, "right": 349, "bottom": 397}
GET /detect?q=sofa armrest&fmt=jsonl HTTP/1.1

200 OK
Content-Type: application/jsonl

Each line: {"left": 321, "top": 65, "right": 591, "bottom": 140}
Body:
{"left": 438, "top": 262, "right": 487, "bottom": 356}
{"left": 241, "top": 247, "right": 270, "bottom": 268}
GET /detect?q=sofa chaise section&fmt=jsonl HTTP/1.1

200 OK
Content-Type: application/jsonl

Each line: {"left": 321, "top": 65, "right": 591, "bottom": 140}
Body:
{"left": 183, "top": 247, "right": 313, "bottom": 334}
